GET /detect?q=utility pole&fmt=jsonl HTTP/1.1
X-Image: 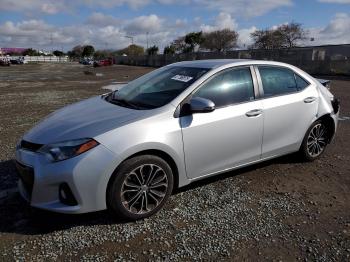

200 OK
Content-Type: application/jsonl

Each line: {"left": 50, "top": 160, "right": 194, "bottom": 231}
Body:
{"left": 50, "top": 33, "right": 53, "bottom": 54}
{"left": 146, "top": 32, "right": 149, "bottom": 50}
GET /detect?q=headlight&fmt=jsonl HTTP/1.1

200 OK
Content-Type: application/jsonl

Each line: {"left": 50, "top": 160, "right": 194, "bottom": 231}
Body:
{"left": 38, "top": 138, "right": 99, "bottom": 162}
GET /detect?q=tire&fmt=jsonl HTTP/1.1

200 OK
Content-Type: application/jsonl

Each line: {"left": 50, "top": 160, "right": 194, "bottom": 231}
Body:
{"left": 107, "top": 155, "right": 174, "bottom": 220}
{"left": 300, "top": 120, "right": 329, "bottom": 161}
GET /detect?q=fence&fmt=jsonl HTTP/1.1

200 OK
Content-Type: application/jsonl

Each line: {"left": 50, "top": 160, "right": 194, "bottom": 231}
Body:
{"left": 8, "top": 56, "right": 69, "bottom": 63}
{"left": 115, "top": 44, "right": 350, "bottom": 76}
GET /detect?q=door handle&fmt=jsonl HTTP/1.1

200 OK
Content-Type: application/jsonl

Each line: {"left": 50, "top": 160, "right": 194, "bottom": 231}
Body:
{"left": 246, "top": 109, "right": 262, "bottom": 117}
{"left": 304, "top": 97, "right": 317, "bottom": 103}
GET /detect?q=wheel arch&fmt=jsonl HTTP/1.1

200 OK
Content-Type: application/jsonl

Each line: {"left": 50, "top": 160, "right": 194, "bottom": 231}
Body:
{"left": 316, "top": 113, "right": 336, "bottom": 143}
{"left": 106, "top": 149, "right": 180, "bottom": 202}
{"left": 126, "top": 149, "right": 179, "bottom": 190}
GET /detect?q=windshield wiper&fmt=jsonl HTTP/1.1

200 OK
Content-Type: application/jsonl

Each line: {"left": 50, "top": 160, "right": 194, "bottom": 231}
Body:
{"left": 106, "top": 93, "right": 155, "bottom": 109}
{"left": 110, "top": 97, "right": 141, "bottom": 109}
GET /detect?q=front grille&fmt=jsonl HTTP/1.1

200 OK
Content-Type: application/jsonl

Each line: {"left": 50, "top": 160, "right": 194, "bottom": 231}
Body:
{"left": 20, "top": 140, "right": 43, "bottom": 152}
{"left": 16, "top": 161, "right": 34, "bottom": 197}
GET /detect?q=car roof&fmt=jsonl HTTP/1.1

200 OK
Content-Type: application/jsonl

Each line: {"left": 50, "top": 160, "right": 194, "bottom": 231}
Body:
{"left": 172, "top": 59, "right": 250, "bottom": 69}
{"left": 171, "top": 59, "right": 291, "bottom": 69}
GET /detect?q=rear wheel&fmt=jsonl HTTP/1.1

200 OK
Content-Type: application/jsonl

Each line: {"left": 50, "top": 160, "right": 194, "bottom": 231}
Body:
{"left": 300, "top": 120, "right": 328, "bottom": 161}
{"left": 107, "top": 155, "right": 174, "bottom": 220}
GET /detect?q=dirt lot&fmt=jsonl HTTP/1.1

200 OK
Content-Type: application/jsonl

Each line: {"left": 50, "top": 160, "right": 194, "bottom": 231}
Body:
{"left": 0, "top": 63, "right": 349, "bottom": 261}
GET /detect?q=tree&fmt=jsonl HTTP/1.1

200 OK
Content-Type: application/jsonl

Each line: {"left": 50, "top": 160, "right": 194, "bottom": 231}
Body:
{"left": 279, "top": 22, "right": 307, "bottom": 48}
{"left": 68, "top": 45, "right": 84, "bottom": 58}
{"left": 127, "top": 44, "right": 144, "bottom": 56}
{"left": 117, "top": 44, "right": 144, "bottom": 56}
{"left": 171, "top": 36, "right": 187, "bottom": 53}
{"left": 53, "top": 50, "right": 64, "bottom": 56}
{"left": 169, "top": 32, "right": 204, "bottom": 53}
{"left": 94, "top": 50, "right": 113, "bottom": 59}
{"left": 251, "top": 22, "right": 307, "bottom": 50}
{"left": 202, "top": 29, "right": 239, "bottom": 52}
{"left": 23, "top": 48, "right": 39, "bottom": 56}
{"left": 184, "top": 31, "right": 204, "bottom": 52}
{"left": 146, "top": 45, "right": 159, "bottom": 55}
{"left": 251, "top": 29, "right": 285, "bottom": 50}
{"left": 163, "top": 45, "right": 176, "bottom": 55}
{"left": 82, "top": 45, "right": 95, "bottom": 57}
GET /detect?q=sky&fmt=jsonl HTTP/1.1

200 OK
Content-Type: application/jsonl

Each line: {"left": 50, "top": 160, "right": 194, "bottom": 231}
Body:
{"left": 0, "top": 0, "right": 349, "bottom": 52}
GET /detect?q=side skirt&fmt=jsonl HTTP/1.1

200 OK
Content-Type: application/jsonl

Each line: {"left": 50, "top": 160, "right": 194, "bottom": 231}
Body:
{"left": 187, "top": 149, "right": 298, "bottom": 184}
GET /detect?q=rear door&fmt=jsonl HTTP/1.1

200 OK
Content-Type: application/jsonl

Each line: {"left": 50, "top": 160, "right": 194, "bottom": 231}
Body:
{"left": 256, "top": 66, "right": 319, "bottom": 158}
{"left": 180, "top": 66, "right": 264, "bottom": 179}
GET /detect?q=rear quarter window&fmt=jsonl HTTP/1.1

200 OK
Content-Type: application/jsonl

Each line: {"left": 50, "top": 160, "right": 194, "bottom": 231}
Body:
{"left": 295, "top": 74, "right": 310, "bottom": 90}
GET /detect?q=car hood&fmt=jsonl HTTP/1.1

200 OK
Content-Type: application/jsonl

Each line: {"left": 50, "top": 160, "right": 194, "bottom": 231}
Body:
{"left": 23, "top": 96, "right": 145, "bottom": 144}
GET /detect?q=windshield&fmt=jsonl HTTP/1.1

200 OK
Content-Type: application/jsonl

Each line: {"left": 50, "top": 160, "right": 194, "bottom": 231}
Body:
{"left": 107, "top": 66, "right": 209, "bottom": 109}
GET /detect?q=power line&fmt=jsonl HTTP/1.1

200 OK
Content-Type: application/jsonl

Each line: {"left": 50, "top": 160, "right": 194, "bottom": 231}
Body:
{"left": 125, "top": 35, "right": 134, "bottom": 45}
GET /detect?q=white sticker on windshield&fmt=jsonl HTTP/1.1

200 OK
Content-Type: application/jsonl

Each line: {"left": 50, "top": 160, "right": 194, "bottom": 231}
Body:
{"left": 171, "top": 75, "right": 193, "bottom": 83}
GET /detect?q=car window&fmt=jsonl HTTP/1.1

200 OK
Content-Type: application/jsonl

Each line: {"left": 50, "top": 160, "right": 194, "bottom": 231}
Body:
{"left": 193, "top": 67, "right": 255, "bottom": 107}
{"left": 295, "top": 74, "right": 310, "bottom": 90}
{"left": 112, "top": 66, "right": 209, "bottom": 109}
{"left": 258, "top": 66, "right": 298, "bottom": 97}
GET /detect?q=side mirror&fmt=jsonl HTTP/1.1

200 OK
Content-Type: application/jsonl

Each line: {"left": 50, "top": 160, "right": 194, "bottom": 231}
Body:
{"left": 189, "top": 97, "right": 215, "bottom": 114}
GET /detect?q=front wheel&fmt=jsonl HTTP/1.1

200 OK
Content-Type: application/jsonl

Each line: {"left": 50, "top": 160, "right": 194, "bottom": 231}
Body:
{"left": 107, "top": 155, "right": 174, "bottom": 220}
{"left": 300, "top": 120, "right": 329, "bottom": 161}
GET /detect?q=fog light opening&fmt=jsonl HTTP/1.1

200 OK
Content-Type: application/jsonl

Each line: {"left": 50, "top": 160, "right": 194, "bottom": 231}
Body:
{"left": 59, "top": 183, "right": 78, "bottom": 206}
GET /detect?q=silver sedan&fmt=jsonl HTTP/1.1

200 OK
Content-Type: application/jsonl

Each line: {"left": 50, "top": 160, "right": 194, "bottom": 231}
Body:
{"left": 15, "top": 59, "right": 339, "bottom": 220}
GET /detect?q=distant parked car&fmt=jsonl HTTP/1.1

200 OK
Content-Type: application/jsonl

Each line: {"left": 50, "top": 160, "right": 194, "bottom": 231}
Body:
{"left": 80, "top": 58, "right": 94, "bottom": 65}
{"left": 10, "top": 57, "right": 25, "bottom": 65}
{"left": 93, "top": 59, "right": 112, "bottom": 67}
{"left": 16, "top": 59, "right": 339, "bottom": 220}
{"left": 0, "top": 57, "right": 10, "bottom": 66}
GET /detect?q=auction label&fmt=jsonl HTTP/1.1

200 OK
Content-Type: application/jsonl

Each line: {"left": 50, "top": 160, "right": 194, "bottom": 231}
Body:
{"left": 171, "top": 75, "right": 193, "bottom": 83}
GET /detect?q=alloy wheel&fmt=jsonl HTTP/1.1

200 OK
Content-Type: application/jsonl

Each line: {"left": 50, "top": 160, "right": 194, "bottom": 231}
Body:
{"left": 307, "top": 123, "right": 327, "bottom": 157}
{"left": 121, "top": 164, "right": 168, "bottom": 214}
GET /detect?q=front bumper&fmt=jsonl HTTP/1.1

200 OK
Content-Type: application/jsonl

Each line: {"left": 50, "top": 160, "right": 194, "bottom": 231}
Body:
{"left": 16, "top": 143, "right": 120, "bottom": 214}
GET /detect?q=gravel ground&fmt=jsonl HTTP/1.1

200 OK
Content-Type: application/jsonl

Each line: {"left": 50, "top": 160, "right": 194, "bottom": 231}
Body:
{"left": 0, "top": 63, "right": 349, "bottom": 261}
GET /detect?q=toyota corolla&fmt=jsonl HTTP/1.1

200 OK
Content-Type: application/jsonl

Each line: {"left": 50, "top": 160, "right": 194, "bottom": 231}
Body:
{"left": 16, "top": 60, "right": 339, "bottom": 220}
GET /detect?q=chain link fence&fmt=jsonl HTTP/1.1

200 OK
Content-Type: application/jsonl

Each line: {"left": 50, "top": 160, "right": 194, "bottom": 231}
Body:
{"left": 115, "top": 44, "right": 350, "bottom": 76}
